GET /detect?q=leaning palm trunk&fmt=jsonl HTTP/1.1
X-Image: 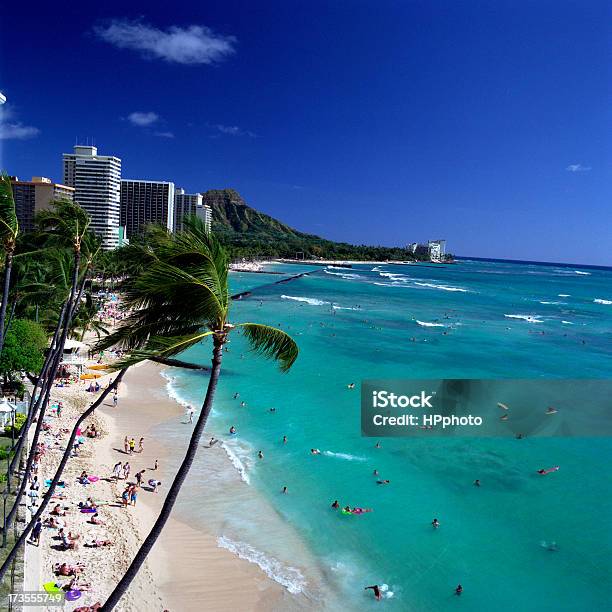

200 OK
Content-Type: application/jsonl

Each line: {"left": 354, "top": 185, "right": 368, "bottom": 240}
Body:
{"left": 0, "top": 370, "right": 126, "bottom": 580}
{"left": 101, "top": 341, "right": 224, "bottom": 610}
{"left": 4, "top": 251, "right": 81, "bottom": 529}
{"left": 0, "top": 250, "right": 14, "bottom": 354}
{"left": 8, "top": 299, "right": 69, "bottom": 476}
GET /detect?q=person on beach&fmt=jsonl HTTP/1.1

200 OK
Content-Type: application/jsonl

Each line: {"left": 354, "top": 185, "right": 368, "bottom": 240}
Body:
{"left": 123, "top": 462, "right": 130, "bottom": 481}
{"left": 187, "top": 407, "right": 195, "bottom": 423}
{"left": 138, "top": 437, "right": 144, "bottom": 453}
{"left": 29, "top": 518, "right": 42, "bottom": 546}
{"left": 57, "top": 402, "right": 63, "bottom": 418}
{"left": 432, "top": 518, "right": 440, "bottom": 528}
{"left": 51, "top": 504, "right": 66, "bottom": 516}
{"left": 129, "top": 438, "right": 136, "bottom": 454}
{"left": 364, "top": 585, "right": 382, "bottom": 601}
{"left": 135, "top": 470, "right": 145, "bottom": 487}
{"left": 112, "top": 462, "right": 122, "bottom": 480}
{"left": 130, "top": 487, "right": 138, "bottom": 506}
{"left": 124, "top": 436, "right": 129, "bottom": 454}
{"left": 148, "top": 479, "right": 161, "bottom": 492}
{"left": 121, "top": 487, "right": 130, "bottom": 507}
{"left": 154, "top": 459, "right": 158, "bottom": 470}
{"left": 113, "top": 392, "right": 118, "bottom": 407}
{"left": 88, "top": 513, "right": 103, "bottom": 525}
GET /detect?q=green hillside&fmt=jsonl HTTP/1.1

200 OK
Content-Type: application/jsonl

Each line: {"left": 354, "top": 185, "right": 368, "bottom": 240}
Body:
{"left": 201, "top": 189, "right": 420, "bottom": 261}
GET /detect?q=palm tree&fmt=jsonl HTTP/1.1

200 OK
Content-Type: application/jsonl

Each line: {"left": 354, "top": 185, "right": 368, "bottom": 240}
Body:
{"left": 0, "top": 173, "right": 19, "bottom": 355}
{"left": 98, "top": 219, "right": 298, "bottom": 610}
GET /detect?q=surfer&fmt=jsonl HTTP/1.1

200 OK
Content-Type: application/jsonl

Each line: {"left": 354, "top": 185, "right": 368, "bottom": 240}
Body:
{"left": 364, "top": 585, "right": 382, "bottom": 601}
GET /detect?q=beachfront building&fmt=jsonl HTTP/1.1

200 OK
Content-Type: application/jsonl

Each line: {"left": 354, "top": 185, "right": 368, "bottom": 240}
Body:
{"left": 62, "top": 145, "right": 122, "bottom": 249}
{"left": 10, "top": 176, "right": 75, "bottom": 232}
{"left": 428, "top": 240, "right": 446, "bottom": 262}
{"left": 174, "top": 188, "right": 212, "bottom": 233}
{"left": 120, "top": 179, "right": 175, "bottom": 238}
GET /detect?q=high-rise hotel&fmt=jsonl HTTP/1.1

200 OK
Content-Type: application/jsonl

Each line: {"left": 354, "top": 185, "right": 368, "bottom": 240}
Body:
{"left": 175, "top": 188, "right": 212, "bottom": 233}
{"left": 62, "top": 145, "right": 121, "bottom": 249}
{"left": 120, "top": 180, "right": 175, "bottom": 238}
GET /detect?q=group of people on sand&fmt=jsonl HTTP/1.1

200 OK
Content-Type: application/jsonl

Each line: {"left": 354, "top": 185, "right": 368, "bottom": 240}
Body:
{"left": 123, "top": 435, "right": 144, "bottom": 454}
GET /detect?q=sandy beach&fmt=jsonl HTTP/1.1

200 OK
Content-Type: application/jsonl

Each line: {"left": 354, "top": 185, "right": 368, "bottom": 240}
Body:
{"left": 29, "top": 353, "right": 290, "bottom": 611}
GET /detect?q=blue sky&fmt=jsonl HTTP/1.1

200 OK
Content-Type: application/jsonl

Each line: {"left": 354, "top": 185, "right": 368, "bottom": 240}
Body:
{"left": 0, "top": 1, "right": 609, "bottom": 264}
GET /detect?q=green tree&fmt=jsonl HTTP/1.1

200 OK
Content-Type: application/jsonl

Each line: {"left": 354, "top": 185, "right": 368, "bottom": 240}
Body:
{"left": 0, "top": 319, "right": 46, "bottom": 381}
{"left": 98, "top": 218, "right": 298, "bottom": 610}
{"left": 0, "top": 173, "right": 19, "bottom": 356}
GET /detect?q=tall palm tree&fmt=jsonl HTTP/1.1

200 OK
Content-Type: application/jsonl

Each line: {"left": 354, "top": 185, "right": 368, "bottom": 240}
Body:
{"left": 0, "top": 173, "right": 19, "bottom": 355}
{"left": 98, "top": 219, "right": 298, "bottom": 610}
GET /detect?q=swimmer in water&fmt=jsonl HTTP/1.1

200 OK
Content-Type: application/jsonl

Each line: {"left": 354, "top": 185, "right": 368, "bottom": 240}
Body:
{"left": 375, "top": 442, "right": 382, "bottom": 449}
{"left": 229, "top": 426, "right": 236, "bottom": 435}
{"left": 282, "top": 486, "right": 287, "bottom": 494}
{"left": 233, "top": 393, "right": 239, "bottom": 399}
{"left": 310, "top": 448, "right": 321, "bottom": 455}
{"left": 331, "top": 500, "right": 339, "bottom": 509}
{"left": 373, "top": 469, "right": 379, "bottom": 476}
{"left": 455, "top": 584, "right": 463, "bottom": 595}
{"left": 240, "top": 401, "right": 246, "bottom": 407}
{"left": 546, "top": 406, "right": 558, "bottom": 414}
{"left": 500, "top": 414, "right": 509, "bottom": 421}
{"left": 377, "top": 479, "right": 390, "bottom": 485}
{"left": 474, "top": 479, "right": 481, "bottom": 487}
{"left": 282, "top": 435, "right": 287, "bottom": 444}
{"left": 432, "top": 518, "right": 440, "bottom": 528}
{"left": 258, "top": 450, "right": 264, "bottom": 459}
{"left": 347, "top": 383, "right": 355, "bottom": 389}
{"left": 364, "top": 585, "right": 382, "bottom": 601}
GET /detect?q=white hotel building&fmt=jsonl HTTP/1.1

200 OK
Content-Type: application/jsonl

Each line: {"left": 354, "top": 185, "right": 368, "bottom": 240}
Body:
{"left": 174, "top": 188, "right": 212, "bottom": 233}
{"left": 62, "top": 145, "right": 122, "bottom": 249}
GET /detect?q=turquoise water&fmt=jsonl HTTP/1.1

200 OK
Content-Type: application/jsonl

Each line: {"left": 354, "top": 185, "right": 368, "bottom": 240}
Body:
{"left": 156, "top": 259, "right": 612, "bottom": 611}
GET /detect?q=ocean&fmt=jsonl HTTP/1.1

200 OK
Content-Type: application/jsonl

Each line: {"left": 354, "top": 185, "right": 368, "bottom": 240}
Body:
{"left": 153, "top": 259, "right": 612, "bottom": 611}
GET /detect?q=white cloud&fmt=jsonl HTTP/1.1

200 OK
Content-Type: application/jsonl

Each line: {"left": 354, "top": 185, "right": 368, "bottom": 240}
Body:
{"left": 0, "top": 106, "right": 39, "bottom": 140}
{"left": 95, "top": 19, "right": 236, "bottom": 65}
{"left": 566, "top": 163, "right": 591, "bottom": 172}
{"left": 155, "top": 131, "right": 175, "bottom": 138}
{"left": 128, "top": 111, "right": 159, "bottom": 127}
{"left": 215, "top": 124, "right": 256, "bottom": 137}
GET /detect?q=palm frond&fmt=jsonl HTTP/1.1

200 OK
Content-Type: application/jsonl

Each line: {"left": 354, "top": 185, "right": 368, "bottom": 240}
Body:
{"left": 239, "top": 323, "right": 298, "bottom": 372}
{"left": 0, "top": 173, "right": 18, "bottom": 244}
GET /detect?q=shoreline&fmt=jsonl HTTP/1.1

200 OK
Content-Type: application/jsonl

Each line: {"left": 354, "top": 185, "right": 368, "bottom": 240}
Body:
{"left": 98, "top": 361, "right": 290, "bottom": 611}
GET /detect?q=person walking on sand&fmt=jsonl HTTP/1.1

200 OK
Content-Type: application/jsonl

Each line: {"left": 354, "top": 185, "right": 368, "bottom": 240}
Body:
{"left": 123, "top": 436, "right": 129, "bottom": 454}
{"left": 29, "top": 518, "right": 42, "bottom": 546}
{"left": 138, "top": 437, "right": 144, "bottom": 453}
{"left": 113, "top": 392, "right": 118, "bottom": 407}
{"left": 153, "top": 459, "right": 158, "bottom": 470}
{"left": 112, "top": 462, "right": 122, "bottom": 480}
{"left": 187, "top": 407, "right": 195, "bottom": 423}
{"left": 128, "top": 438, "right": 136, "bottom": 454}
{"left": 123, "top": 462, "right": 130, "bottom": 481}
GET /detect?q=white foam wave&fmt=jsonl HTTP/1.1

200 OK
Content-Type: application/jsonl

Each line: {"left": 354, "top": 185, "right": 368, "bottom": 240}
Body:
{"left": 371, "top": 266, "right": 382, "bottom": 272}
{"left": 326, "top": 265, "right": 349, "bottom": 270}
{"left": 332, "top": 305, "right": 359, "bottom": 311}
{"left": 594, "top": 298, "right": 612, "bottom": 305}
{"left": 323, "top": 270, "right": 361, "bottom": 280}
{"left": 217, "top": 536, "right": 307, "bottom": 594}
{"left": 416, "top": 320, "right": 445, "bottom": 327}
{"left": 161, "top": 370, "right": 195, "bottom": 411}
{"left": 414, "top": 282, "right": 468, "bottom": 292}
{"left": 281, "top": 295, "right": 329, "bottom": 306}
{"left": 558, "top": 294, "right": 571, "bottom": 297}
{"left": 220, "top": 440, "right": 253, "bottom": 485}
{"left": 323, "top": 451, "right": 366, "bottom": 462}
{"left": 378, "top": 271, "right": 408, "bottom": 280}
{"left": 561, "top": 320, "right": 574, "bottom": 325}
{"left": 574, "top": 271, "right": 591, "bottom": 275}
{"left": 504, "top": 314, "right": 544, "bottom": 323}
{"left": 539, "top": 301, "right": 564, "bottom": 305}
